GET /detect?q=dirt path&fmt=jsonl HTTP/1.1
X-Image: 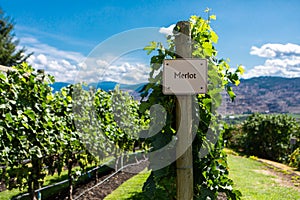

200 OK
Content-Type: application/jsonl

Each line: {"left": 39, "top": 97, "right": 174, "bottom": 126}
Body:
{"left": 256, "top": 158, "right": 300, "bottom": 192}
{"left": 69, "top": 160, "right": 149, "bottom": 200}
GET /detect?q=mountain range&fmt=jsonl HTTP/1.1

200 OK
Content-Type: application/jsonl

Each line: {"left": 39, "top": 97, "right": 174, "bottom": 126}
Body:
{"left": 50, "top": 81, "right": 145, "bottom": 99}
{"left": 219, "top": 76, "right": 300, "bottom": 115}
{"left": 50, "top": 76, "right": 300, "bottom": 114}
{"left": 51, "top": 81, "right": 146, "bottom": 92}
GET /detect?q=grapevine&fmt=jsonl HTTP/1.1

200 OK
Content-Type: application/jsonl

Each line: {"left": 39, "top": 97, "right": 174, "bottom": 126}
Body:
{"left": 140, "top": 11, "right": 243, "bottom": 199}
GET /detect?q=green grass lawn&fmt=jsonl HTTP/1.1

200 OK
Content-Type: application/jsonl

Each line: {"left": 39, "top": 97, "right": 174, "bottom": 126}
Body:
{"left": 0, "top": 188, "right": 21, "bottom": 200}
{"left": 227, "top": 154, "right": 300, "bottom": 200}
{"left": 105, "top": 153, "right": 300, "bottom": 200}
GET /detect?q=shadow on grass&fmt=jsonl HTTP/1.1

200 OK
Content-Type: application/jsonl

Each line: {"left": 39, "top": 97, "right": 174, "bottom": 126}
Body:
{"left": 125, "top": 191, "right": 149, "bottom": 200}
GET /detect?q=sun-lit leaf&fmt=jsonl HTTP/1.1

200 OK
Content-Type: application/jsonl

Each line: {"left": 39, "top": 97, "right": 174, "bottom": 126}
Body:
{"left": 61, "top": 89, "right": 67, "bottom": 97}
{"left": 211, "top": 30, "right": 218, "bottom": 43}
{"left": 24, "top": 109, "right": 36, "bottom": 121}
{"left": 210, "top": 15, "right": 217, "bottom": 20}
{"left": 236, "top": 65, "right": 245, "bottom": 75}
{"left": 46, "top": 94, "right": 54, "bottom": 101}
{"left": 234, "top": 79, "right": 241, "bottom": 86}
{"left": 227, "top": 86, "right": 236, "bottom": 100}
{"left": 143, "top": 41, "right": 157, "bottom": 55}
{"left": 5, "top": 113, "right": 13, "bottom": 123}
{"left": 0, "top": 73, "right": 7, "bottom": 81}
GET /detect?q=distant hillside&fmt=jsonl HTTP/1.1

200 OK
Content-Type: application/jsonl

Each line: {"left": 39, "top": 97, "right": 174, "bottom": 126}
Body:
{"left": 220, "top": 77, "right": 300, "bottom": 114}
{"left": 51, "top": 77, "right": 300, "bottom": 114}
{"left": 50, "top": 82, "right": 70, "bottom": 92}
{"left": 50, "top": 81, "right": 145, "bottom": 99}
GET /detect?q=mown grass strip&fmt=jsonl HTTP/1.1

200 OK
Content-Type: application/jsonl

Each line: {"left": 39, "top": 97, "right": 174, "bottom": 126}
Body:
{"left": 104, "top": 169, "right": 150, "bottom": 200}
{"left": 227, "top": 154, "right": 300, "bottom": 200}
{"left": 0, "top": 188, "right": 20, "bottom": 200}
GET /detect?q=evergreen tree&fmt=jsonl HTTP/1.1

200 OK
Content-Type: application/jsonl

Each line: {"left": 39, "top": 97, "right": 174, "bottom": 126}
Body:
{"left": 0, "top": 8, "right": 32, "bottom": 66}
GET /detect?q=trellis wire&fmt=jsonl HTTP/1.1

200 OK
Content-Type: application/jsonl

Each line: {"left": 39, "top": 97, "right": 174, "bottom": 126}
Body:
{"left": 73, "top": 157, "right": 148, "bottom": 200}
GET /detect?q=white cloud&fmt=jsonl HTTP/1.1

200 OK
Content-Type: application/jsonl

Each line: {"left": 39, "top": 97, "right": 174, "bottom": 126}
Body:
{"left": 74, "top": 49, "right": 151, "bottom": 84}
{"left": 250, "top": 46, "right": 276, "bottom": 58}
{"left": 36, "top": 54, "right": 48, "bottom": 65}
{"left": 159, "top": 24, "right": 176, "bottom": 36}
{"left": 244, "top": 43, "right": 300, "bottom": 78}
{"left": 78, "top": 60, "right": 150, "bottom": 85}
{"left": 96, "top": 59, "right": 109, "bottom": 67}
{"left": 250, "top": 43, "right": 300, "bottom": 58}
{"left": 20, "top": 33, "right": 152, "bottom": 84}
{"left": 19, "top": 37, "right": 85, "bottom": 83}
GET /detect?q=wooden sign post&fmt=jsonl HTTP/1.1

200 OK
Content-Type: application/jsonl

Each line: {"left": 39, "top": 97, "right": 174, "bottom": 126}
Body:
{"left": 174, "top": 21, "right": 194, "bottom": 200}
{"left": 162, "top": 21, "right": 207, "bottom": 200}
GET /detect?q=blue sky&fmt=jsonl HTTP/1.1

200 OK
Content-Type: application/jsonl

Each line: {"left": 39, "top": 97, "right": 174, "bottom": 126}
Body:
{"left": 1, "top": 0, "right": 300, "bottom": 83}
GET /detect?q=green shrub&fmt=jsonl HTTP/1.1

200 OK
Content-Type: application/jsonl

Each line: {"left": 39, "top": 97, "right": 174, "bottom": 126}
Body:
{"left": 223, "top": 124, "right": 244, "bottom": 150}
{"left": 241, "top": 113, "right": 299, "bottom": 162}
{"left": 289, "top": 147, "right": 300, "bottom": 170}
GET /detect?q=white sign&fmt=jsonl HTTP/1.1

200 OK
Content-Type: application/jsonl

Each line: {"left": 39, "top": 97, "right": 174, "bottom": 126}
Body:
{"left": 163, "top": 59, "right": 207, "bottom": 95}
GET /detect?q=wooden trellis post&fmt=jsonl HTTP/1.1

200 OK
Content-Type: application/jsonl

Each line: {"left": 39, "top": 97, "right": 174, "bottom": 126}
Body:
{"left": 174, "top": 21, "right": 193, "bottom": 200}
